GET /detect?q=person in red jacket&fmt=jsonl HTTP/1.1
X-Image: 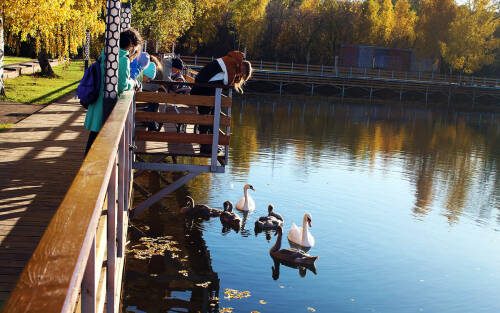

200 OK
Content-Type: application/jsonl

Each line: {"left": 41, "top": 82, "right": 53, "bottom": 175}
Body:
{"left": 190, "top": 51, "right": 252, "bottom": 153}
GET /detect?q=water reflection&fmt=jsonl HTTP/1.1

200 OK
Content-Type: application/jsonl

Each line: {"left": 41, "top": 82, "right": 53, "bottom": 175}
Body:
{"left": 230, "top": 96, "right": 500, "bottom": 226}
{"left": 125, "top": 96, "right": 500, "bottom": 313}
{"left": 271, "top": 257, "right": 318, "bottom": 280}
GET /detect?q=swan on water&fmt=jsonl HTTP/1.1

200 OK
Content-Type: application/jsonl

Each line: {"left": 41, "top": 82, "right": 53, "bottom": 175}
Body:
{"left": 236, "top": 184, "right": 255, "bottom": 212}
{"left": 180, "top": 196, "right": 222, "bottom": 219}
{"left": 287, "top": 212, "right": 315, "bottom": 248}
{"left": 220, "top": 200, "right": 241, "bottom": 231}
{"left": 255, "top": 204, "right": 283, "bottom": 230}
{"left": 270, "top": 225, "right": 318, "bottom": 266}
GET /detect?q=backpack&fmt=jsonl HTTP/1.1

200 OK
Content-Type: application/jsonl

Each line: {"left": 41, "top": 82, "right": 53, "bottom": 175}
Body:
{"left": 77, "top": 58, "right": 101, "bottom": 109}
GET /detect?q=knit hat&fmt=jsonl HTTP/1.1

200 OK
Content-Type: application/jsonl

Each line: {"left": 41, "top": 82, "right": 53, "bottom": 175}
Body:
{"left": 143, "top": 62, "right": 157, "bottom": 79}
{"left": 171, "top": 58, "right": 184, "bottom": 70}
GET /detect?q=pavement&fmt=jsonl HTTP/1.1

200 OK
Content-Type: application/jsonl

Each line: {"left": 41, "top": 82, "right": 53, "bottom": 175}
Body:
{"left": 0, "top": 101, "right": 44, "bottom": 124}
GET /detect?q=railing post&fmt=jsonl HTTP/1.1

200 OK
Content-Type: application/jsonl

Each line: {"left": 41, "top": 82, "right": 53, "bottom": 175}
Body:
{"left": 291, "top": 61, "right": 294, "bottom": 72}
{"left": 306, "top": 63, "right": 309, "bottom": 73}
{"left": 405, "top": 72, "right": 407, "bottom": 81}
{"left": 211, "top": 88, "right": 222, "bottom": 172}
{"left": 431, "top": 71, "right": 434, "bottom": 81}
{"left": 107, "top": 157, "right": 118, "bottom": 313}
{"left": 81, "top": 236, "right": 97, "bottom": 313}
{"left": 260, "top": 59, "right": 262, "bottom": 70}
{"left": 392, "top": 70, "right": 394, "bottom": 79}
{"left": 224, "top": 89, "right": 232, "bottom": 162}
{"left": 472, "top": 76, "right": 474, "bottom": 85}
{"left": 275, "top": 61, "right": 278, "bottom": 72}
{"left": 350, "top": 67, "right": 352, "bottom": 78}
{"left": 321, "top": 64, "right": 324, "bottom": 75}
{"left": 496, "top": 79, "right": 498, "bottom": 87}
{"left": 378, "top": 69, "right": 380, "bottom": 78}
{"left": 419, "top": 71, "right": 421, "bottom": 80}
{"left": 364, "top": 67, "right": 367, "bottom": 78}
{"left": 459, "top": 73, "right": 462, "bottom": 84}
{"left": 117, "top": 130, "right": 125, "bottom": 257}
{"left": 195, "top": 55, "right": 197, "bottom": 66}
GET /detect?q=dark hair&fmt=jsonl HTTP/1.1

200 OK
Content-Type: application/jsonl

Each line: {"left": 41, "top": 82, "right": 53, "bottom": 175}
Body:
{"left": 120, "top": 28, "right": 143, "bottom": 50}
{"left": 171, "top": 58, "right": 184, "bottom": 70}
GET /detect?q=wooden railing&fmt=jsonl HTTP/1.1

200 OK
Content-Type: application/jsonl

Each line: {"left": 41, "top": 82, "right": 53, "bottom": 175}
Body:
{"left": 181, "top": 55, "right": 500, "bottom": 88}
{"left": 2, "top": 91, "right": 135, "bottom": 313}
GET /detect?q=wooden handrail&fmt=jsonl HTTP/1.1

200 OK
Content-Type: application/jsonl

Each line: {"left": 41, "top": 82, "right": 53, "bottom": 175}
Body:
{"left": 135, "top": 111, "right": 231, "bottom": 126}
{"left": 136, "top": 92, "right": 232, "bottom": 107}
{"left": 3, "top": 91, "right": 135, "bottom": 313}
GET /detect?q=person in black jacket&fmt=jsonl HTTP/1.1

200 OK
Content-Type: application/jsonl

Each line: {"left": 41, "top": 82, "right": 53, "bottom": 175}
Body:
{"left": 191, "top": 51, "right": 252, "bottom": 153}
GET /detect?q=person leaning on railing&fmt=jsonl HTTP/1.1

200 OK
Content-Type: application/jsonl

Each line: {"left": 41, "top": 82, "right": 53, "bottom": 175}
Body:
{"left": 190, "top": 51, "right": 253, "bottom": 154}
{"left": 84, "top": 28, "right": 143, "bottom": 155}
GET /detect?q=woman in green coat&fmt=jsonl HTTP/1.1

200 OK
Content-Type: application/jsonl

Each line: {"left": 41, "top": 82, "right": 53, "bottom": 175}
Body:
{"left": 84, "top": 29, "right": 142, "bottom": 154}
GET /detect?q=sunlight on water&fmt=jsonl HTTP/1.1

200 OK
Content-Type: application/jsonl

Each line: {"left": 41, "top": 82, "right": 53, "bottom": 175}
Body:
{"left": 124, "top": 96, "right": 500, "bottom": 313}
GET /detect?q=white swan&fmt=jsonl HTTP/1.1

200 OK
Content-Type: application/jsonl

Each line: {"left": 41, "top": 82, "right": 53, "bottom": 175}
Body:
{"left": 287, "top": 213, "right": 315, "bottom": 248}
{"left": 235, "top": 184, "right": 255, "bottom": 211}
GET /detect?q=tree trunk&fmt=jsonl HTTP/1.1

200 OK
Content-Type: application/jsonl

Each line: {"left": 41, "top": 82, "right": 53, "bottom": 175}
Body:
{"left": 0, "top": 17, "right": 5, "bottom": 96}
{"left": 37, "top": 49, "right": 57, "bottom": 78}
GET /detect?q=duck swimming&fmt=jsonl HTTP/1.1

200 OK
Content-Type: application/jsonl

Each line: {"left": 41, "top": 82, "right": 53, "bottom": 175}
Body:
{"left": 236, "top": 184, "right": 255, "bottom": 212}
{"left": 255, "top": 204, "right": 283, "bottom": 230}
{"left": 270, "top": 225, "right": 318, "bottom": 266}
{"left": 220, "top": 200, "right": 241, "bottom": 231}
{"left": 287, "top": 212, "right": 315, "bottom": 249}
{"left": 180, "top": 196, "right": 222, "bottom": 218}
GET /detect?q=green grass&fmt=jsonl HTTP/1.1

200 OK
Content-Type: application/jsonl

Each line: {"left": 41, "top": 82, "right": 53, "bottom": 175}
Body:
{"left": 1, "top": 61, "right": 84, "bottom": 105}
{"left": 0, "top": 123, "right": 13, "bottom": 131}
{"left": 4, "top": 56, "right": 35, "bottom": 65}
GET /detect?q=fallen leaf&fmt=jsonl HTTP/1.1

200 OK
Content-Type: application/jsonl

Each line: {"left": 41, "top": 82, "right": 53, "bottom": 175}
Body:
{"left": 307, "top": 307, "right": 316, "bottom": 312}
{"left": 259, "top": 300, "right": 267, "bottom": 304}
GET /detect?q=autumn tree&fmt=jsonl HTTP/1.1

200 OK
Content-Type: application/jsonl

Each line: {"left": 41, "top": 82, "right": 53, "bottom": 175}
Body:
{"left": 132, "top": 0, "right": 198, "bottom": 52}
{"left": 362, "top": 0, "right": 395, "bottom": 46}
{"left": 392, "top": 0, "right": 417, "bottom": 49}
{"left": 229, "top": 0, "right": 270, "bottom": 56}
{"left": 415, "top": 0, "right": 457, "bottom": 69}
{"left": 440, "top": 0, "right": 500, "bottom": 73}
{"left": 1, "top": 0, "right": 104, "bottom": 77}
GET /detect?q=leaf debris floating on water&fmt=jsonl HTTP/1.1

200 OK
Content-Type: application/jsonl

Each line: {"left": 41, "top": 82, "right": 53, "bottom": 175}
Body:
{"left": 195, "top": 281, "right": 212, "bottom": 288}
{"left": 220, "top": 308, "right": 233, "bottom": 313}
{"left": 129, "top": 236, "right": 180, "bottom": 260}
{"left": 224, "top": 288, "right": 251, "bottom": 300}
{"left": 307, "top": 307, "right": 316, "bottom": 312}
{"left": 178, "top": 270, "right": 188, "bottom": 277}
{"left": 259, "top": 300, "right": 267, "bottom": 304}
{"left": 279, "top": 285, "right": 285, "bottom": 288}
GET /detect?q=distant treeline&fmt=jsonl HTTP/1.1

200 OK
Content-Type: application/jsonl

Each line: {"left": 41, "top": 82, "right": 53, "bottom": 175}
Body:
{"left": 133, "top": 0, "right": 499, "bottom": 75}
{"left": 2, "top": 0, "right": 498, "bottom": 75}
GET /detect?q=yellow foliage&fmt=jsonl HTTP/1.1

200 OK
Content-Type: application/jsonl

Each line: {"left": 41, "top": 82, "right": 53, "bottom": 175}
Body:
{"left": 439, "top": 0, "right": 500, "bottom": 73}
{"left": 1, "top": 0, "right": 105, "bottom": 57}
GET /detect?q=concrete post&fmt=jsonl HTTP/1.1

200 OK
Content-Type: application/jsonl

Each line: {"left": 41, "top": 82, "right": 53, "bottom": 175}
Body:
{"left": 84, "top": 30, "right": 90, "bottom": 70}
{"left": 102, "top": 0, "right": 121, "bottom": 122}
{"left": 120, "top": 2, "right": 132, "bottom": 30}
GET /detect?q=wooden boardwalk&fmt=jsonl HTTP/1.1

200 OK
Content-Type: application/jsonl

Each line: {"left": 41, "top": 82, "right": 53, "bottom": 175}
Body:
{"left": 0, "top": 94, "right": 87, "bottom": 307}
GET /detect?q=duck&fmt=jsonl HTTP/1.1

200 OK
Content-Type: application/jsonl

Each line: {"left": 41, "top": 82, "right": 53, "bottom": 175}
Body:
{"left": 270, "top": 225, "right": 318, "bottom": 266}
{"left": 235, "top": 184, "right": 255, "bottom": 212}
{"left": 287, "top": 213, "right": 315, "bottom": 249}
{"left": 220, "top": 200, "right": 241, "bottom": 230}
{"left": 255, "top": 204, "right": 283, "bottom": 230}
{"left": 180, "top": 196, "right": 222, "bottom": 218}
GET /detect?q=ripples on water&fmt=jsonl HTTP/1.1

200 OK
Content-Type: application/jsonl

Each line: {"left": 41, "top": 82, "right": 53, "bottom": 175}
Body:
{"left": 124, "top": 96, "right": 500, "bottom": 313}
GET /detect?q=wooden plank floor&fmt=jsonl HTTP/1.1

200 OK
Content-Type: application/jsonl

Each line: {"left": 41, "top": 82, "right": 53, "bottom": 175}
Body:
{"left": 0, "top": 94, "right": 88, "bottom": 307}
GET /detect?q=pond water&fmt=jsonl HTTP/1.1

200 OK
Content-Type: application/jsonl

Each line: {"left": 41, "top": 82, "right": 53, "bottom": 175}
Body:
{"left": 124, "top": 96, "right": 500, "bottom": 313}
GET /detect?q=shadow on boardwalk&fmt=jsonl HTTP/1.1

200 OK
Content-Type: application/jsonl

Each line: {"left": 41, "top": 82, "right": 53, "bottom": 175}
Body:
{"left": 0, "top": 93, "right": 88, "bottom": 306}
